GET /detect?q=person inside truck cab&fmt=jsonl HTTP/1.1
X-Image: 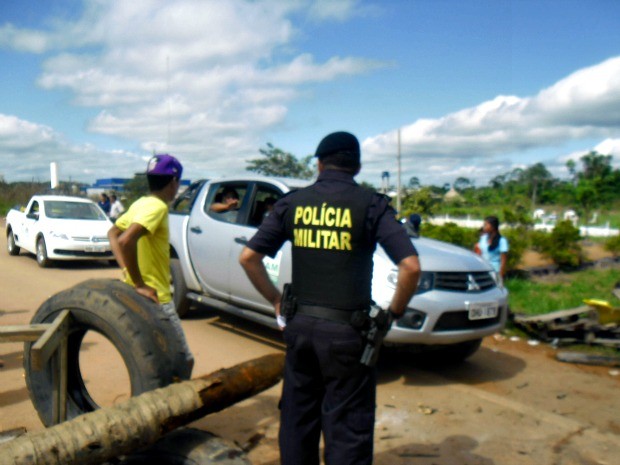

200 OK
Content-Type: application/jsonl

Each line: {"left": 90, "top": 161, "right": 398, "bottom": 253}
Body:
{"left": 28, "top": 201, "right": 40, "bottom": 218}
{"left": 210, "top": 187, "right": 240, "bottom": 222}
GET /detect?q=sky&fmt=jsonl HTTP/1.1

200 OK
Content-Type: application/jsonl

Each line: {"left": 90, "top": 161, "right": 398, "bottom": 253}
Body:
{"left": 1, "top": 0, "right": 620, "bottom": 188}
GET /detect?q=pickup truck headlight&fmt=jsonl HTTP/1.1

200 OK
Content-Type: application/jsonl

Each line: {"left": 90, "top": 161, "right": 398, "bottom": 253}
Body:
{"left": 387, "top": 270, "right": 434, "bottom": 294}
{"left": 415, "top": 272, "right": 435, "bottom": 295}
{"left": 49, "top": 231, "right": 70, "bottom": 240}
{"left": 386, "top": 270, "right": 398, "bottom": 288}
{"left": 490, "top": 270, "right": 504, "bottom": 289}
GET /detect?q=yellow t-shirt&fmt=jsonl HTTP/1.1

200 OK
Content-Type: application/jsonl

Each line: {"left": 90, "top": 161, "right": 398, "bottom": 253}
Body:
{"left": 115, "top": 196, "right": 171, "bottom": 303}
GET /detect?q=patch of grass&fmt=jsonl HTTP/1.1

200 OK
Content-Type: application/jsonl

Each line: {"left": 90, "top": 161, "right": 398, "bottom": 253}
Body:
{"left": 506, "top": 268, "right": 620, "bottom": 316}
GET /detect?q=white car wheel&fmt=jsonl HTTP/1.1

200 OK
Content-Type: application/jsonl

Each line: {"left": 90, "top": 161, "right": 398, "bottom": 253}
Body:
{"left": 7, "top": 230, "right": 20, "bottom": 256}
{"left": 36, "top": 237, "right": 51, "bottom": 268}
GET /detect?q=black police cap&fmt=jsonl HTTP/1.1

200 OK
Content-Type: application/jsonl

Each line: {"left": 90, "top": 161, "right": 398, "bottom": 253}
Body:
{"left": 314, "top": 131, "right": 360, "bottom": 164}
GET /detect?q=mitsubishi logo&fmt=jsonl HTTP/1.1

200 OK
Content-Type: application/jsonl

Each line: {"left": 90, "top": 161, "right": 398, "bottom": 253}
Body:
{"left": 467, "top": 274, "right": 480, "bottom": 291}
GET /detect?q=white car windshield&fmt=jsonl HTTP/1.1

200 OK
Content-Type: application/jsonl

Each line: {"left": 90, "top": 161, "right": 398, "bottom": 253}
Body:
{"left": 44, "top": 201, "right": 108, "bottom": 220}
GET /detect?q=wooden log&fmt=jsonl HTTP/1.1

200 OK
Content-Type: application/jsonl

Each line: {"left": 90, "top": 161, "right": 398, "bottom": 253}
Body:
{"left": 0, "top": 353, "right": 284, "bottom": 465}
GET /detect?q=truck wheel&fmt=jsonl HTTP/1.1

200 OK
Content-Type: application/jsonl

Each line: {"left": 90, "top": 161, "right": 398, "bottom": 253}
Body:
{"left": 36, "top": 236, "right": 52, "bottom": 268}
{"left": 7, "top": 229, "right": 20, "bottom": 255}
{"left": 425, "top": 338, "right": 483, "bottom": 365}
{"left": 24, "top": 279, "right": 192, "bottom": 427}
{"left": 118, "top": 428, "right": 251, "bottom": 464}
{"left": 171, "top": 258, "right": 191, "bottom": 318}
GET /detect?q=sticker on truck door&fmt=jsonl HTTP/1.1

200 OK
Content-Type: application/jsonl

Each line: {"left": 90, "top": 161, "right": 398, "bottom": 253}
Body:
{"left": 263, "top": 251, "right": 283, "bottom": 284}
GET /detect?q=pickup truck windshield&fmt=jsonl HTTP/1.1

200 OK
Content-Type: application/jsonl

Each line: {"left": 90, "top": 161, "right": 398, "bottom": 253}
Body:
{"left": 44, "top": 201, "right": 108, "bottom": 221}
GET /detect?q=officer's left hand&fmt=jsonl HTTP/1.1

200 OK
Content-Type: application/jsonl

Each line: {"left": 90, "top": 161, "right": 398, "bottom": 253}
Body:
{"left": 275, "top": 302, "right": 285, "bottom": 330}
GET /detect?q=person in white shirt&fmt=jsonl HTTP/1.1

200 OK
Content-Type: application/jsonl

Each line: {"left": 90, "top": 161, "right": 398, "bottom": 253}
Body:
{"left": 109, "top": 194, "right": 125, "bottom": 221}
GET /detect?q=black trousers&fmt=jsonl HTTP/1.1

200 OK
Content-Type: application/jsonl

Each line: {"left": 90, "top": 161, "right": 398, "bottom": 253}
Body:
{"left": 279, "top": 314, "right": 376, "bottom": 465}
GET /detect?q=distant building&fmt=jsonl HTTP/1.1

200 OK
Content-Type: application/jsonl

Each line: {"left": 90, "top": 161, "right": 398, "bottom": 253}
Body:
{"left": 443, "top": 187, "right": 463, "bottom": 203}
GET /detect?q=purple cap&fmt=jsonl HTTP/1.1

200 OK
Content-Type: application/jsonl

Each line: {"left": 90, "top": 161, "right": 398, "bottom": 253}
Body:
{"left": 147, "top": 154, "right": 183, "bottom": 178}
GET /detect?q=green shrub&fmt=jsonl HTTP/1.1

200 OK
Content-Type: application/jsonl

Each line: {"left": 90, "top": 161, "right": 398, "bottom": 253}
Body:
{"left": 423, "top": 223, "right": 479, "bottom": 249}
{"left": 502, "top": 227, "right": 527, "bottom": 272}
{"left": 604, "top": 234, "right": 620, "bottom": 257}
{"left": 529, "top": 229, "right": 549, "bottom": 252}
{"left": 539, "top": 220, "right": 583, "bottom": 269}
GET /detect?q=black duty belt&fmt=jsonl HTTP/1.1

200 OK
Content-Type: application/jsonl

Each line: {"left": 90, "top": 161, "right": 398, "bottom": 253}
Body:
{"left": 296, "top": 304, "right": 358, "bottom": 324}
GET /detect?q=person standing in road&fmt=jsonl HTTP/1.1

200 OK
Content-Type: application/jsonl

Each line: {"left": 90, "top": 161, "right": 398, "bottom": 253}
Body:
{"left": 108, "top": 154, "right": 194, "bottom": 376}
{"left": 109, "top": 193, "right": 125, "bottom": 221}
{"left": 98, "top": 192, "right": 111, "bottom": 216}
{"left": 475, "top": 215, "right": 509, "bottom": 279}
{"left": 239, "top": 131, "right": 421, "bottom": 465}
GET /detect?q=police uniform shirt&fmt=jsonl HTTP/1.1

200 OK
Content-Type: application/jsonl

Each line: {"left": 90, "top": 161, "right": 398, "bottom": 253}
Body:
{"left": 246, "top": 169, "right": 417, "bottom": 273}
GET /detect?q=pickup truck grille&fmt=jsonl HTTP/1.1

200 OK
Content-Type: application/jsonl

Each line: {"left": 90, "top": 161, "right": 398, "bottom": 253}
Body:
{"left": 434, "top": 272, "right": 495, "bottom": 292}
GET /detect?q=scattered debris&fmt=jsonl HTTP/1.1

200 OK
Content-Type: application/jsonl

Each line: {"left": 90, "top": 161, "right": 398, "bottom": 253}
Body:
{"left": 513, "top": 304, "right": 620, "bottom": 348}
{"left": 609, "top": 370, "right": 619, "bottom": 377}
{"left": 239, "top": 432, "right": 264, "bottom": 453}
{"left": 527, "top": 339, "right": 540, "bottom": 346}
{"left": 417, "top": 403, "right": 437, "bottom": 415}
{"left": 516, "top": 382, "right": 529, "bottom": 389}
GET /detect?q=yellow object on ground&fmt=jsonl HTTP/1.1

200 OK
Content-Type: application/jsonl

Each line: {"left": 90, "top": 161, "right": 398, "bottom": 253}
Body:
{"left": 583, "top": 299, "right": 620, "bottom": 325}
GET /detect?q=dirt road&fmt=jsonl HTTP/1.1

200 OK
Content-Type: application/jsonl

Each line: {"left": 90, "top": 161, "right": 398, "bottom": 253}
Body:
{"left": 1, "top": 231, "right": 619, "bottom": 465}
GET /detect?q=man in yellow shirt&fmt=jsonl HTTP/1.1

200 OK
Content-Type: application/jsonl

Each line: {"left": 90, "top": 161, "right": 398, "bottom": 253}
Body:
{"left": 108, "top": 154, "right": 193, "bottom": 376}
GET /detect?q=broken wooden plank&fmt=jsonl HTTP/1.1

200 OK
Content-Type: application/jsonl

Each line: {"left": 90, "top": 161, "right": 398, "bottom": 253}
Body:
{"left": 556, "top": 351, "right": 620, "bottom": 367}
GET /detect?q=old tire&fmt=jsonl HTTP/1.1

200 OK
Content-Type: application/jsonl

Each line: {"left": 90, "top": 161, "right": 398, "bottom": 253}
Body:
{"left": 36, "top": 236, "right": 51, "bottom": 268}
{"left": 7, "top": 229, "right": 20, "bottom": 255}
{"left": 24, "top": 278, "right": 192, "bottom": 426}
{"left": 118, "top": 428, "right": 251, "bottom": 465}
{"left": 171, "top": 258, "right": 191, "bottom": 318}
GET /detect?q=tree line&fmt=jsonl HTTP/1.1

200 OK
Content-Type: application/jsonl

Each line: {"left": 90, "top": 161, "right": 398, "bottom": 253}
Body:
{"left": 245, "top": 145, "right": 620, "bottom": 270}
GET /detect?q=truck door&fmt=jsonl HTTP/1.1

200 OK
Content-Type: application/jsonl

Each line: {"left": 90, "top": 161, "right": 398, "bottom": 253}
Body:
{"left": 21, "top": 200, "right": 41, "bottom": 251}
{"left": 186, "top": 181, "right": 252, "bottom": 300}
{"left": 227, "top": 182, "right": 290, "bottom": 313}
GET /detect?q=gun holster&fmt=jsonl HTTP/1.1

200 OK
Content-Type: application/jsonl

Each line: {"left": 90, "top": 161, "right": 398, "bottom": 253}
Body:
{"left": 360, "top": 305, "right": 393, "bottom": 367}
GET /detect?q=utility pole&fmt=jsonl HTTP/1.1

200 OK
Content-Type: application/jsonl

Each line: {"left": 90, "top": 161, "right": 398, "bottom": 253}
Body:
{"left": 397, "top": 128, "right": 402, "bottom": 214}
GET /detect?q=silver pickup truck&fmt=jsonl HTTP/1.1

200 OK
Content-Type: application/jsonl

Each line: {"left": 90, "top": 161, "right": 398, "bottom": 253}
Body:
{"left": 169, "top": 176, "right": 509, "bottom": 362}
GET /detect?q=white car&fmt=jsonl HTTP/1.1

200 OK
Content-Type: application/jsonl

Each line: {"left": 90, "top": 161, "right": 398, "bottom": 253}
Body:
{"left": 6, "top": 195, "right": 114, "bottom": 267}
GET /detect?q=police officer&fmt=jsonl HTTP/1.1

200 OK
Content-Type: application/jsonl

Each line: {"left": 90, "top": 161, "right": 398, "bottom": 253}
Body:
{"left": 239, "top": 131, "right": 420, "bottom": 465}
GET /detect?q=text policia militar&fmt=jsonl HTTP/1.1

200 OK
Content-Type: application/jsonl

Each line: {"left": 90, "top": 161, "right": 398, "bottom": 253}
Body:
{"left": 293, "top": 204, "right": 353, "bottom": 251}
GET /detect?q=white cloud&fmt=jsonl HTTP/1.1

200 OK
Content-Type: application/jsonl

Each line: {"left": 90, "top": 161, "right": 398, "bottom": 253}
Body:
{"left": 0, "top": 114, "right": 144, "bottom": 182}
{"left": 0, "top": 0, "right": 384, "bottom": 181}
{"left": 1, "top": 1, "right": 619, "bottom": 187}
{"left": 362, "top": 57, "right": 620, "bottom": 185}
{"left": 307, "top": 0, "right": 378, "bottom": 22}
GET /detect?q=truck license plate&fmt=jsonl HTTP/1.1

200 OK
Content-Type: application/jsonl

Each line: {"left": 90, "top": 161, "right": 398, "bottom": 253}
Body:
{"left": 467, "top": 302, "right": 498, "bottom": 320}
